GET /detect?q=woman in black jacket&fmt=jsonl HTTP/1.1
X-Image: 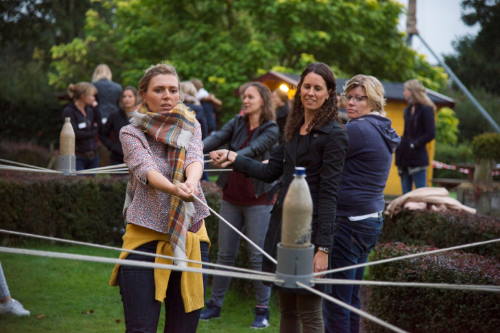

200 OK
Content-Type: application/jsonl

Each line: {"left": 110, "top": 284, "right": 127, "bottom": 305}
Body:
{"left": 62, "top": 82, "right": 101, "bottom": 171}
{"left": 201, "top": 82, "right": 279, "bottom": 329}
{"left": 210, "top": 63, "right": 348, "bottom": 333}
{"left": 91, "top": 64, "right": 122, "bottom": 123}
{"left": 395, "top": 79, "right": 436, "bottom": 194}
{"left": 100, "top": 86, "right": 140, "bottom": 165}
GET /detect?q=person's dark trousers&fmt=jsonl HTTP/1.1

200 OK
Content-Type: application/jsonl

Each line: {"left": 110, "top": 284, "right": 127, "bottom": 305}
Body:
{"left": 76, "top": 155, "right": 99, "bottom": 176}
{"left": 323, "top": 215, "right": 383, "bottom": 333}
{"left": 110, "top": 158, "right": 124, "bottom": 166}
{"left": 118, "top": 240, "right": 209, "bottom": 333}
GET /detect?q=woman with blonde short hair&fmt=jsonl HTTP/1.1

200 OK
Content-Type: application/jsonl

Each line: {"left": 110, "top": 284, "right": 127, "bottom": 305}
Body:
{"left": 62, "top": 82, "right": 101, "bottom": 171}
{"left": 91, "top": 64, "right": 122, "bottom": 122}
{"left": 323, "top": 74, "right": 400, "bottom": 333}
{"left": 395, "top": 79, "right": 436, "bottom": 194}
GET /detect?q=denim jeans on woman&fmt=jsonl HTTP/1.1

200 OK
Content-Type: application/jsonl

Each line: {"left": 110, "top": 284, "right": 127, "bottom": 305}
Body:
{"left": 118, "top": 240, "right": 210, "bottom": 333}
{"left": 0, "top": 263, "right": 10, "bottom": 300}
{"left": 209, "top": 200, "right": 272, "bottom": 307}
{"left": 323, "top": 215, "right": 383, "bottom": 333}
{"left": 400, "top": 169, "right": 427, "bottom": 194}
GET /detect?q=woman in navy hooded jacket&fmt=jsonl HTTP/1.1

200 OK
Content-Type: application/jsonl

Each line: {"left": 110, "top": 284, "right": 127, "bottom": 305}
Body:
{"left": 323, "top": 75, "right": 400, "bottom": 333}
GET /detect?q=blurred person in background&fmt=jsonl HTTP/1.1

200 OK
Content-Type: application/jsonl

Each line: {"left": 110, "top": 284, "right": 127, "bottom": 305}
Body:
{"left": 100, "top": 86, "right": 140, "bottom": 166}
{"left": 92, "top": 64, "right": 122, "bottom": 124}
{"left": 63, "top": 82, "right": 101, "bottom": 171}
{"left": 190, "top": 78, "right": 222, "bottom": 134}
{"left": 395, "top": 79, "right": 436, "bottom": 194}
{"left": 323, "top": 75, "right": 400, "bottom": 333}
{"left": 272, "top": 88, "right": 290, "bottom": 145}
{"left": 181, "top": 81, "right": 209, "bottom": 139}
{"left": 200, "top": 82, "right": 279, "bottom": 329}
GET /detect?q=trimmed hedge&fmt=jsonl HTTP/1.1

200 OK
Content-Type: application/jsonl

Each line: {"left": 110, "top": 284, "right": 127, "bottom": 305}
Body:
{"left": 368, "top": 242, "right": 500, "bottom": 333}
{"left": 0, "top": 172, "right": 255, "bottom": 294}
{"left": 381, "top": 210, "right": 500, "bottom": 261}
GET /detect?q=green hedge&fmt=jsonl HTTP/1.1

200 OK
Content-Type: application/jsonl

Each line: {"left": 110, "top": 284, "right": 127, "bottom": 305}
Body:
{"left": 381, "top": 210, "right": 500, "bottom": 261}
{"left": 368, "top": 242, "right": 500, "bottom": 333}
{"left": 0, "top": 172, "right": 255, "bottom": 294}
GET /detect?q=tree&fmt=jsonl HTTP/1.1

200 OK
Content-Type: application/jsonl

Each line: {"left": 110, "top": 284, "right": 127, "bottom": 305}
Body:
{"left": 444, "top": 0, "right": 500, "bottom": 94}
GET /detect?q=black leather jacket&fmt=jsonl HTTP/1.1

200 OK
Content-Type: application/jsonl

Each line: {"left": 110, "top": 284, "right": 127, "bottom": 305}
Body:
{"left": 232, "top": 119, "right": 348, "bottom": 293}
{"left": 62, "top": 102, "right": 102, "bottom": 153}
{"left": 203, "top": 115, "right": 279, "bottom": 197}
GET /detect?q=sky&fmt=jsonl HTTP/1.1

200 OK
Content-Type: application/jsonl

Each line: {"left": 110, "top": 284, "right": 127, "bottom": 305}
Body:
{"left": 397, "top": 0, "right": 481, "bottom": 65}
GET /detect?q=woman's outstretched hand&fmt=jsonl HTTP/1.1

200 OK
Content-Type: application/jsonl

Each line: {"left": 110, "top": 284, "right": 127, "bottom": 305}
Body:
{"left": 209, "top": 149, "right": 234, "bottom": 168}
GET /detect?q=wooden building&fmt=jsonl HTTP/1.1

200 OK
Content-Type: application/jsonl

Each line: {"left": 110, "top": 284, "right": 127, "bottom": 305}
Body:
{"left": 251, "top": 70, "right": 456, "bottom": 196}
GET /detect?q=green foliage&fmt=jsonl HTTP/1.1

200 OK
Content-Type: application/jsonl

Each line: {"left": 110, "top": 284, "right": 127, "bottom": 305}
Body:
{"left": 48, "top": 0, "right": 448, "bottom": 121}
{"left": 380, "top": 210, "right": 500, "bottom": 261}
{"left": 368, "top": 242, "right": 500, "bottom": 333}
{"left": 439, "top": 87, "right": 500, "bottom": 142}
{"left": 444, "top": 0, "right": 500, "bottom": 94}
{"left": 471, "top": 133, "right": 500, "bottom": 161}
{"left": 433, "top": 142, "right": 474, "bottom": 179}
{"left": 436, "top": 107, "right": 459, "bottom": 145}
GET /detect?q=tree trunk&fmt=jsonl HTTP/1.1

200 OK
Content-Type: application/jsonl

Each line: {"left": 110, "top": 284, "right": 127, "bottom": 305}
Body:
{"left": 473, "top": 157, "right": 493, "bottom": 183}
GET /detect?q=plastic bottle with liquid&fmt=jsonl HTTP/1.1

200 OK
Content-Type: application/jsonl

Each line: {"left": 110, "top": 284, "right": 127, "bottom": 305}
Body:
{"left": 60, "top": 117, "right": 75, "bottom": 156}
{"left": 281, "top": 167, "right": 313, "bottom": 248}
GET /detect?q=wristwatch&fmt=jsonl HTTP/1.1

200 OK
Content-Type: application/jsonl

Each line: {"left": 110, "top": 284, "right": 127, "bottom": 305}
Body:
{"left": 318, "top": 246, "right": 329, "bottom": 254}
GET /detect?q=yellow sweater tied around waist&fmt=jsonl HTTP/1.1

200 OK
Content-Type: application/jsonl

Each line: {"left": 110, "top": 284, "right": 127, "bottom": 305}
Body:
{"left": 110, "top": 222, "right": 210, "bottom": 313}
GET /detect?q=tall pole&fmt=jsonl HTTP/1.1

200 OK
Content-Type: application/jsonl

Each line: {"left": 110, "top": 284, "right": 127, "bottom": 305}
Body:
{"left": 415, "top": 35, "right": 500, "bottom": 133}
{"left": 405, "top": 0, "right": 500, "bottom": 133}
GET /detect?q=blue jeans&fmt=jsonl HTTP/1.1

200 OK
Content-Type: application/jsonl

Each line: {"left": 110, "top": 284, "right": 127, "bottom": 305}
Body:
{"left": 118, "top": 241, "right": 209, "bottom": 333}
{"left": 0, "top": 263, "right": 10, "bottom": 300}
{"left": 76, "top": 155, "right": 99, "bottom": 172}
{"left": 323, "top": 215, "right": 383, "bottom": 333}
{"left": 400, "top": 169, "right": 427, "bottom": 194}
{"left": 209, "top": 201, "right": 272, "bottom": 307}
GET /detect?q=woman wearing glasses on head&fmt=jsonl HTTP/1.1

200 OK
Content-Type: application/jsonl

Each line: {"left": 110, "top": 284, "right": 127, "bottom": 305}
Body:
{"left": 322, "top": 75, "right": 400, "bottom": 333}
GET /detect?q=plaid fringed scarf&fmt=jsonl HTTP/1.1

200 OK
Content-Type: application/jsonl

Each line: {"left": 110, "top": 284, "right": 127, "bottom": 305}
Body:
{"left": 125, "top": 102, "right": 196, "bottom": 267}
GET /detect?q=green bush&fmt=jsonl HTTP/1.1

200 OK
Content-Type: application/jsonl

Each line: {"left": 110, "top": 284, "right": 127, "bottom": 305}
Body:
{"left": 0, "top": 142, "right": 55, "bottom": 168}
{"left": 436, "top": 107, "right": 459, "bottom": 146}
{"left": 471, "top": 133, "right": 500, "bottom": 161}
{"left": 433, "top": 142, "right": 474, "bottom": 179}
{"left": 380, "top": 210, "right": 500, "bottom": 261}
{"left": 367, "top": 242, "right": 500, "bottom": 333}
{"left": 0, "top": 172, "right": 256, "bottom": 294}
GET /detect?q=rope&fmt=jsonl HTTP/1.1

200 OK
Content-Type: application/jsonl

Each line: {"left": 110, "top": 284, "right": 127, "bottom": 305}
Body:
{"left": 0, "top": 246, "right": 282, "bottom": 284}
{"left": 296, "top": 282, "right": 408, "bottom": 333}
{"left": 0, "top": 165, "right": 62, "bottom": 174}
{"left": 73, "top": 164, "right": 127, "bottom": 173}
{"left": 313, "top": 278, "right": 500, "bottom": 292}
{"left": 205, "top": 169, "right": 232, "bottom": 172}
{"left": 190, "top": 194, "right": 277, "bottom": 265}
{"left": 0, "top": 229, "right": 273, "bottom": 277}
{"left": 0, "top": 158, "right": 55, "bottom": 171}
{"left": 316, "top": 237, "right": 500, "bottom": 277}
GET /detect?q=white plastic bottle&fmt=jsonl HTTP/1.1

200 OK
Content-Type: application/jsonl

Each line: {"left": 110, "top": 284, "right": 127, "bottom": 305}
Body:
{"left": 281, "top": 167, "right": 313, "bottom": 248}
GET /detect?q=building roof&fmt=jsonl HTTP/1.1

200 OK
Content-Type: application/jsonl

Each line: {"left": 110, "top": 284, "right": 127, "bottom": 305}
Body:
{"left": 256, "top": 71, "right": 455, "bottom": 108}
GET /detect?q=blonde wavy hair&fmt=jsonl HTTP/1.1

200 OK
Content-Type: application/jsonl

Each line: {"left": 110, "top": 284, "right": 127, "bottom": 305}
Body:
{"left": 343, "top": 75, "right": 386, "bottom": 116}
{"left": 67, "top": 82, "right": 97, "bottom": 101}
{"left": 92, "top": 64, "right": 112, "bottom": 82}
{"left": 404, "top": 79, "right": 437, "bottom": 111}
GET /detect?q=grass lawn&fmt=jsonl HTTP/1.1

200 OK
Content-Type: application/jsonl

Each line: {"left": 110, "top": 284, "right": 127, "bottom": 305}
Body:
{"left": 0, "top": 242, "right": 280, "bottom": 332}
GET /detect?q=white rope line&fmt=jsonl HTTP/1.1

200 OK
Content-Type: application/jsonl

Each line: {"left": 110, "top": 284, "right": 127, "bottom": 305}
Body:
{"left": 0, "top": 158, "right": 55, "bottom": 171}
{"left": 0, "top": 165, "right": 62, "bottom": 174}
{"left": 205, "top": 169, "right": 232, "bottom": 172}
{"left": 296, "top": 282, "right": 408, "bottom": 333}
{"left": 191, "top": 194, "right": 277, "bottom": 265}
{"left": 203, "top": 154, "right": 210, "bottom": 157}
{"left": 203, "top": 160, "right": 213, "bottom": 163}
{"left": 73, "top": 164, "right": 127, "bottom": 172}
{"left": 75, "top": 168, "right": 129, "bottom": 174}
{"left": 0, "top": 229, "right": 273, "bottom": 277}
{"left": 313, "top": 278, "right": 500, "bottom": 292}
{"left": 0, "top": 246, "right": 283, "bottom": 284}
{"left": 315, "top": 237, "right": 500, "bottom": 277}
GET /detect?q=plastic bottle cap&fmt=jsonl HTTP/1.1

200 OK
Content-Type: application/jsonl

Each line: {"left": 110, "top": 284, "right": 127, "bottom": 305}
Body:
{"left": 295, "top": 167, "right": 306, "bottom": 176}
